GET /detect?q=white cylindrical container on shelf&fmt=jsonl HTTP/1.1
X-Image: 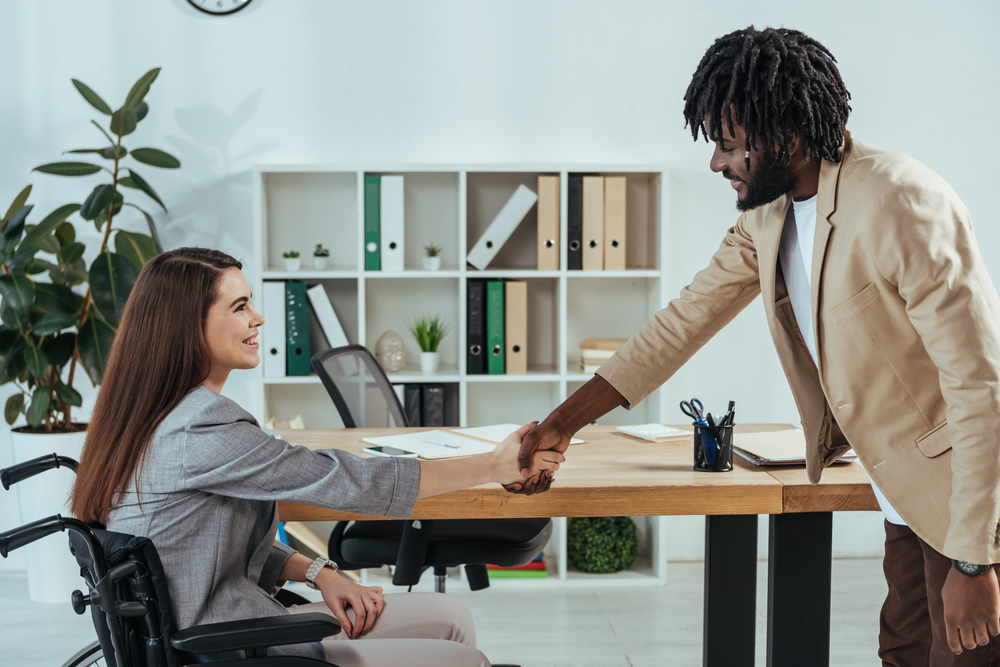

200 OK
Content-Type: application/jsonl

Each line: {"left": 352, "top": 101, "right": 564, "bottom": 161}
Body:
{"left": 283, "top": 257, "right": 301, "bottom": 271}
{"left": 422, "top": 256, "right": 441, "bottom": 271}
{"left": 420, "top": 352, "right": 440, "bottom": 374}
{"left": 313, "top": 256, "right": 328, "bottom": 270}
{"left": 10, "top": 427, "right": 88, "bottom": 604}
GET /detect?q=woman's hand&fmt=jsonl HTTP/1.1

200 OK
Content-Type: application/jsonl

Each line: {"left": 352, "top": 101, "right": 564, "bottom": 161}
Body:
{"left": 490, "top": 421, "right": 565, "bottom": 486}
{"left": 315, "top": 568, "right": 384, "bottom": 639}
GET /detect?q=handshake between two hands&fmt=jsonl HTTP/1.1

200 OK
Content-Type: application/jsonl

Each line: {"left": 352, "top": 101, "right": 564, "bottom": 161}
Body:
{"left": 491, "top": 420, "right": 571, "bottom": 496}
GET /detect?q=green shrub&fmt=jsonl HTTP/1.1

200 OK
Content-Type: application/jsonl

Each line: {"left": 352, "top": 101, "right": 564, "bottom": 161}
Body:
{"left": 566, "top": 517, "right": 638, "bottom": 574}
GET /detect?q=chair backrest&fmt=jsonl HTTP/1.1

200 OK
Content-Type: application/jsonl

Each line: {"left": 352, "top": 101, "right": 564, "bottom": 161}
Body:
{"left": 311, "top": 345, "right": 409, "bottom": 428}
{"left": 69, "top": 525, "right": 182, "bottom": 667}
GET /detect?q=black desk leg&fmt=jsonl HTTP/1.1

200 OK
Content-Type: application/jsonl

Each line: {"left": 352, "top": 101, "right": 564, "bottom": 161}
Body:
{"left": 766, "top": 512, "right": 833, "bottom": 667}
{"left": 703, "top": 514, "right": 758, "bottom": 667}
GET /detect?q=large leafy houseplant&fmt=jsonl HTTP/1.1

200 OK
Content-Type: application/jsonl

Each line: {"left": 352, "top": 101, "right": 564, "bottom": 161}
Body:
{"left": 0, "top": 68, "right": 179, "bottom": 432}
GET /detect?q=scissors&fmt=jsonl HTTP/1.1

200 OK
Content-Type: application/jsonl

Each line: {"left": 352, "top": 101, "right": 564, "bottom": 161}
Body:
{"left": 679, "top": 398, "right": 705, "bottom": 422}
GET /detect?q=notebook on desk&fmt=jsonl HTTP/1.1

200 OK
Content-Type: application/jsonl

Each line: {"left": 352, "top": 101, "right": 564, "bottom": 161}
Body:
{"left": 733, "top": 429, "right": 858, "bottom": 466}
{"left": 361, "top": 423, "right": 585, "bottom": 460}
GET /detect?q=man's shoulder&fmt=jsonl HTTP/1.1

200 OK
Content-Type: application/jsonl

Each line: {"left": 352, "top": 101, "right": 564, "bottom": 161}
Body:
{"left": 840, "top": 136, "right": 955, "bottom": 201}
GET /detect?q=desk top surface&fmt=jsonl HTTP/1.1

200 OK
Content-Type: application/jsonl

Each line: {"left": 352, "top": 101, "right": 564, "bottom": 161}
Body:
{"left": 275, "top": 423, "right": 878, "bottom": 521}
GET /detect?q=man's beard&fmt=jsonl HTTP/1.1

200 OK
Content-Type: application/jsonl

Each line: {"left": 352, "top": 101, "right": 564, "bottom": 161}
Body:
{"left": 731, "top": 152, "right": 799, "bottom": 212}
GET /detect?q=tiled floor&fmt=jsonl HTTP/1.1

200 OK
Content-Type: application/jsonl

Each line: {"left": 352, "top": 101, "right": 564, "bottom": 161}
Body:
{"left": 0, "top": 558, "right": 886, "bottom": 666}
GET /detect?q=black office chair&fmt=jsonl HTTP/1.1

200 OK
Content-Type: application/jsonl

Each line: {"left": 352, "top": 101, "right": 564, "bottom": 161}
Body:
{"left": 1, "top": 454, "right": 340, "bottom": 667}
{"left": 311, "top": 344, "right": 553, "bottom": 593}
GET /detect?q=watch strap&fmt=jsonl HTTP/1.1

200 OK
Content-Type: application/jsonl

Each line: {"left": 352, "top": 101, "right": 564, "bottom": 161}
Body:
{"left": 305, "top": 557, "right": 339, "bottom": 590}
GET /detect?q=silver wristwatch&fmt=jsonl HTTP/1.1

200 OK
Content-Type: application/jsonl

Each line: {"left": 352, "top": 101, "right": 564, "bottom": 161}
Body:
{"left": 952, "top": 559, "right": 990, "bottom": 577}
{"left": 304, "top": 557, "right": 339, "bottom": 590}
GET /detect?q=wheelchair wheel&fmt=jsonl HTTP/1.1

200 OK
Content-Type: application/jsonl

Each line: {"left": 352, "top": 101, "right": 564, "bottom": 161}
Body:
{"left": 60, "top": 640, "right": 104, "bottom": 667}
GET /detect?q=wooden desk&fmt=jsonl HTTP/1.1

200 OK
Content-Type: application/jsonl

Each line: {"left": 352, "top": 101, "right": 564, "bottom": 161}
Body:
{"left": 275, "top": 424, "right": 878, "bottom": 667}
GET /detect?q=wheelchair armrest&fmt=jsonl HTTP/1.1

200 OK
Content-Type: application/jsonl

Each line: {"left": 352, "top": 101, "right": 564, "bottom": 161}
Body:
{"left": 274, "top": 587, "right": 312, "bottom": 608}
{"left": 169, "top": 612, "right": 340, "bottom": 654}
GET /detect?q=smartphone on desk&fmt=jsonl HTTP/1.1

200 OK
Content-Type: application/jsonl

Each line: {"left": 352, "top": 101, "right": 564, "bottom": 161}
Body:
{"left": 363, "top": 445, "right": 419, "bottom": 458}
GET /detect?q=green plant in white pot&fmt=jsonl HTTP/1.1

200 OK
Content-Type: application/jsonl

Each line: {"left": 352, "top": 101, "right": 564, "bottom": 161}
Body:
{"left": 409, "top": 315, "right": 450, "bottom": 375}
{"left": 422, "top": 243, "right": 442, "bottom": 271}
{"left": 0, "top": 67, "right": 176, "bottom": 603}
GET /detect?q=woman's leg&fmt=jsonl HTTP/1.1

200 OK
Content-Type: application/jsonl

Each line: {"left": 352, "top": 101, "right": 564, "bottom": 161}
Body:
{"left": 289, "top": 593, "right": 490, "bottom": 667}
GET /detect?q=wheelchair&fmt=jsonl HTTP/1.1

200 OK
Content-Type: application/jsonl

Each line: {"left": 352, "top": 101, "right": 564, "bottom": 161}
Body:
{"left": 1, "top": 453, "right": 342, "bottom": 667}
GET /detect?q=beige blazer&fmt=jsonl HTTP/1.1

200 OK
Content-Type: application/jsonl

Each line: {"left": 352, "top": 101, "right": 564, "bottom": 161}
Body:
{"left": 599, "top": 131, "right": 1000, "bottom": 565}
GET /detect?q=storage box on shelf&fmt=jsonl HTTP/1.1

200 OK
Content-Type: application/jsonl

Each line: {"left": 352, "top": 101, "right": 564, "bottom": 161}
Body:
{"left": 253, "top": 165, "right": 671, "bottom": 586}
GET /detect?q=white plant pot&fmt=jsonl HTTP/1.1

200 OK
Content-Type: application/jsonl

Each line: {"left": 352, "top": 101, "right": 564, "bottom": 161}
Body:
{"left": 10, "top": 427, "right": 88, "bottom": 604}
{"left": 313, "top": 256, "right": 329, "bottom": 270}
{"left": 283, "top": 258, "right": 301, "bottom": 271}
{"left": 420, "top": 352, "right": 440, "bottom": 374}
{"left": 422, "top": 256, "right": 442, "bottom": 271}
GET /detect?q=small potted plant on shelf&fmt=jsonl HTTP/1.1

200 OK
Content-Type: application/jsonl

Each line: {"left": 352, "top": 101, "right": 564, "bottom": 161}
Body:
{"left": 422, "top": 244, "right": 442, "bottom": 271}
{"left": 282, "top": 250, "right": 300, "bottom": 271}
{"left": 409, "top": 315, "right": 450, "bottom": 374}
{"left": 313, "top": 243, "right": 330, "bottom": 270}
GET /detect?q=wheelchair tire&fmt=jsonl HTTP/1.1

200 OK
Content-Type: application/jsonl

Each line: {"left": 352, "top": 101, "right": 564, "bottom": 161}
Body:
{"left": 60, "top": 640, "right": 103, "bottom": 667}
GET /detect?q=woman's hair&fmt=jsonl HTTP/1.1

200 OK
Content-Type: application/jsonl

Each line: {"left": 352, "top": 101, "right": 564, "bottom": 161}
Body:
{"left": 683, "top": 26, "right": 852, "bottom": 168}
{"left": 71, "top": 247, "right": 242, "bottom": 523}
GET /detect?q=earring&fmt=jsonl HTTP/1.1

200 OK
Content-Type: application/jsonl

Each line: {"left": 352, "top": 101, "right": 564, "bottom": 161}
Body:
{"left": 745, "top": 151, "right": 750, "bottom": 158}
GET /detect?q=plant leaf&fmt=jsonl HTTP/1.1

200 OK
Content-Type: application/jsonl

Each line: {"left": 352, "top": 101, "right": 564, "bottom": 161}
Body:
{"left": 24, "top": 228, "right": 61, "bottom": 254}
{"left": 123, "top": 203, "right": 164, "bottom": 253}
{"left": 20, "top": 204, "right": 80, "bottom": 249}
{"left": 41, "top": 333, "right": 76, "bottom": 367}
{"left": 27, "top": 386, "right": 50, "bottom": 428}
{"left": 10, "top": 243, "right": 40, "bottom": 271}
{"left": 110, "top": 108, "right": 138, "bottom": 137}
{"left": 123, "top": 68, "right": 160, "bottom": 111}
{"left": 0, "top": 332, "right": 26, "bottom": 384}
{"left": 130, "top": 148, "right": 180, "bottom": 169}
{"left": 77, "top": 315, "right": 114, "bottom": 385}
{"left": 89, "top": 252, "right": 137, "bottom": 327}
{"left": 80, "top": 184, "right": 115, "bottom": 221}
{"left": 118, "top": 176, "right": 138, "bottom": 189}
{"left": 126, "top": 169, "right": 167, "bottom": 212}
{"left": 4, "top": 185, "right": 32, "bottom": 223}
{"left": 34, "top": 284, "right": 84, "bottom": 315}
{"left": 24, "top": 342, "right": 48, "bottom": 381}
{"left": 0, "top": 274, "right": 35, "bottom": 327}
{"left": 2, "top": 203, "right": 32, "bottom": 241}
{"left": 60, "top": 241, "right": 86, "bottom": 266}
{"left": 31, "top": 312, "right": 76, "bottom": 336}
{"left": 133, "top": 101, "right": 149, "bottom": 122}
{"left": 49, "top": 258, "right": 89, "bottom": 286}
{"left": 115, "top": 231, "right": 158, "bottom": 272}
{"left": 55, "top": 221, "right": 75, "bottom": 248}
{"left": 32, "top": 162, "right": 102, "bottom": 177}
{"left": 4, "top": 393, "right": 24, "bottom": 425}
{"left": 27, "top": 258, "right": 48, "bottom": 275}
{"left": 71, "top": 79, "right": 112, "bottom": 115}
{"left": 57, "top": 384, "right": 83, "bottom": 408}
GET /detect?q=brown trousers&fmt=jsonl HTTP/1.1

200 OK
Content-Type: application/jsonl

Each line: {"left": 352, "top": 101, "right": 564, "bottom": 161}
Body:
{"left": 880, "top": 521, "right": 1000, "bottom": 666}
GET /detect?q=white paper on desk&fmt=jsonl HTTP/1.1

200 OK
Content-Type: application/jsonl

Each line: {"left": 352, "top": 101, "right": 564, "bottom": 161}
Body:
{"left": 362, "top": 429, "right": 495, "bottom": 460}
{"left": 447, "top": 423, "right": 584, "bottom": 445}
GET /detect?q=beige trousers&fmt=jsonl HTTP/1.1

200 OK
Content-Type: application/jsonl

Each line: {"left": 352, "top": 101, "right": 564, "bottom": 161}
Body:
{"left": 289, "top": 592, "right": 491, "bottom": 667}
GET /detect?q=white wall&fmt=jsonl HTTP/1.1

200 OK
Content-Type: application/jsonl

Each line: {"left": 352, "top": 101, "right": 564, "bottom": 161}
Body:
{"left": 1, "top": 0, "right": 996, "bottom": 568}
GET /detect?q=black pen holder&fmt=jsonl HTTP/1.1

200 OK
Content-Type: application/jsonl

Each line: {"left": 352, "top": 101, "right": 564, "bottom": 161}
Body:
{"left": 693, "top": 422, "right": 734, "bottom": 472}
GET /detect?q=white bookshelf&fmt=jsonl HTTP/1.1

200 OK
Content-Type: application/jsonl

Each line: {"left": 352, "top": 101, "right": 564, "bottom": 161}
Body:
{"left": 252, "top": 165, "right": 672, "bottom": 586}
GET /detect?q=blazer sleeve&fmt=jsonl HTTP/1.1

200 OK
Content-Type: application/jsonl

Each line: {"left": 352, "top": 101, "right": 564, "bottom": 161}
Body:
{"left": 259, "top": 541, "right": 297, "bottom": 594}
{"left": 868, "top": 182, "right": 1000, "bottom": 564}
{"left": 598, "top": 215, "right": 762, "bottom": 407}
{"left": 178, "top": 393, "right": 420, "bottom": 519}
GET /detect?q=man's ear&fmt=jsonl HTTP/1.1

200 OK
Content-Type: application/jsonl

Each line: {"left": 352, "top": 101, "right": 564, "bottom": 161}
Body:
{"left": 785, "top": 127, "right": 805, "bottom": 161}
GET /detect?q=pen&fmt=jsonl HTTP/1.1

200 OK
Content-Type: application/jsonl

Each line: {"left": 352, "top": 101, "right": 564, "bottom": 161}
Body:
{"left": 424, "top": 438, "right": 461, "bottom": 449}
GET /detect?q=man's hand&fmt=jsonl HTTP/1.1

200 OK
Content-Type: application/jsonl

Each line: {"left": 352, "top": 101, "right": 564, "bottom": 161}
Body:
{"left": 316, "top": 567, "right": 385, "bottom": 639}
{"left": 503, "top": 419, "right": 572, "bottom": 495}
{"left": 942, "top": 565, "right": 1000, "bottom": 654}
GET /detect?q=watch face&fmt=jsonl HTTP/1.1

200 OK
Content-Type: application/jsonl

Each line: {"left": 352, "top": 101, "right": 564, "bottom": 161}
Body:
{"left": 955, "top": 560, "right": 987, "bottom": 575}
{"left": 188, "top": 0, "right": 253, "bottom": 15}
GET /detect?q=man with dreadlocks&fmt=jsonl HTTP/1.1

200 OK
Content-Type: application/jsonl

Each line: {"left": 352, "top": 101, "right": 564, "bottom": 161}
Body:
{"left": 510, "top": 26, "right": 1000, "bottom": 665}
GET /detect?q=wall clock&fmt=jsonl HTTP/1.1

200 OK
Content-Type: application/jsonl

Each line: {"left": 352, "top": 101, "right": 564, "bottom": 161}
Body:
{"left": 188, "top": 0, "right": 253, "bottom": 16}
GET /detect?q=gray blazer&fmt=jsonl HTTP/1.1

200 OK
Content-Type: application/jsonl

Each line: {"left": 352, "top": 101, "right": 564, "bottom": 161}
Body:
{"left": 107, "top": 385, "right": 420, "bottom": 660}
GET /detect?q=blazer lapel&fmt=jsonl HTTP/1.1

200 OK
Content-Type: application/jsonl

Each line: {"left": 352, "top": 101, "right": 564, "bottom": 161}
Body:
{"left": 758, "top": 197, "right": 791, "bottom": 311}
{"left": 810, "top": 135, "right": 849, "bottom": 376}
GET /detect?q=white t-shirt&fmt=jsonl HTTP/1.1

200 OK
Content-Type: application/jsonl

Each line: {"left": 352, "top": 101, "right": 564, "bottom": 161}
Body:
{"left": 778, "top": 195, "right": 906, "bottom": 525}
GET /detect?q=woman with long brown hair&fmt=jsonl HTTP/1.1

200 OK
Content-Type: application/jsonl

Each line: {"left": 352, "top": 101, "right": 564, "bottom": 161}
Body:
{"left": 71, "top": 247, "right": 561, "bottom": 666}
